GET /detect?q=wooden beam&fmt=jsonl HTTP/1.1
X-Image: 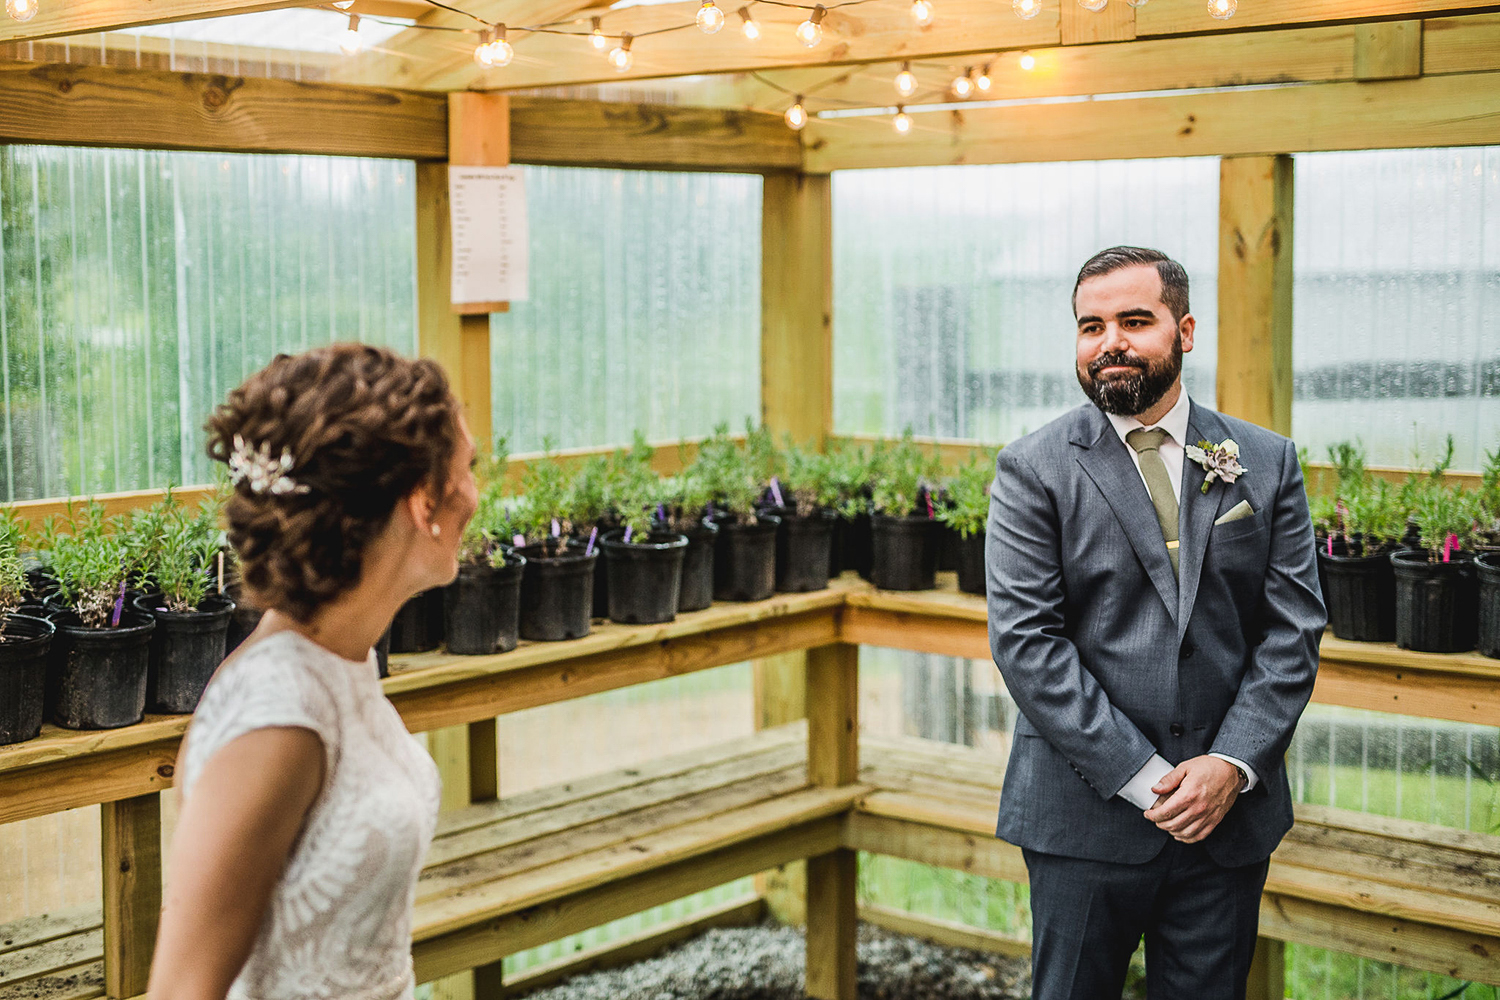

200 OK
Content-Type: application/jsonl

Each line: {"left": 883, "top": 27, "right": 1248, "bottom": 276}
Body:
{"left": 0, "top": 30, "right": 340, "bottom": 79}
{"left": 1423, "top": 10, "right": 1500, "bottom": 71}
{"left": 858, "top": 903, "right": 1031, "bottom": 958}
{"left": 509, "top": 97, "right": 800, "bottom": 173}
{"left": 1245, "top": 937, "right": 1286, "bottom": 1000}
{"left": 1217, "top": 154, "right": 1294, "bottom": 435}
{"left": 1355, "top": 19, "right": 1424, "bottom": 77}
{"left": 0, "top": 0, "right": 308, "bottom": 44}
{"left": 1060, "top": 0, "right": 1135, "bottom": 44}
{"left": 761, "top": 172, "right": 833, "bottom": 442}
{"left": 807, "top": 644, "right": 859, "bottom": 789}
{"left": 751, "top": 650, "right": 810, "bottom": 924}
{"left": 0, "top": 61, "right": 447, "bottom": 158}
{"left": 1136, "top": 0, "right": 1500, "bottom": 36}
{"left": 100, "top": 795, "right": 161, "bottom": 999}
{"left": 805, "top": 849, "right": 857, "bottom": 1000}
{"left": 802, "top": 69, "right": 1500, "bottom": 171}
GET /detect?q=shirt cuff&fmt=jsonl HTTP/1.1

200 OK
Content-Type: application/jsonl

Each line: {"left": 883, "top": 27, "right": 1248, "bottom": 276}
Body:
{"left": 1209, "top": 753, "right": 1259, "bottom": 792}
{"left": 1118, "top": 753, "right": 1174, "bottom": 810}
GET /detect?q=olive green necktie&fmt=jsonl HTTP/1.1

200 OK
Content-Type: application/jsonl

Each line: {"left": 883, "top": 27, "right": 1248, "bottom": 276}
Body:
{"left": 1126, "top": 427, "right": 1180, "bottom": 576}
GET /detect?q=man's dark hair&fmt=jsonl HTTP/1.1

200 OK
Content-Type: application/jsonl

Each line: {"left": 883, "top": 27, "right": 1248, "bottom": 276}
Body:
{"left": 1072, "top": 246, "right": 1191, "bottom": 323}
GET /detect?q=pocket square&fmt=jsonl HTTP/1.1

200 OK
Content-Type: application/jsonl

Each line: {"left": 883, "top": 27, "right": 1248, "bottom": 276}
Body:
{"left": 1214, "top": 500, "right": 1255, "bottom": 526}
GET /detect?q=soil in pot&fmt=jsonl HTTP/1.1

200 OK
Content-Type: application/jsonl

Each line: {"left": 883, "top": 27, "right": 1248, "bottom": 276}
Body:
{"left": 518, "top": 541, "right": 598, "bottom": 641}
{"left": 0, "top": 614, "right": 55, "bottom": 745}
{"left": 871, "top": 514, "right": 940, "bottom": 592}
{"left": 47, "top": 609, "right": 155, "bottom": 729}
{"left": 673, "top": 519, "right": 718, "bottom": 613}
{"left": 714, "top": 515, "right": 781, "bottom": 603}
{"left": 390, "top": 587, "right": 445, "bottom": 653}
{"left": 602, "top": 531, "right": 688, "bottom": 625}
{"left": 775, "top": 511, "right": 835, "bottom": 593}
{"left": 1478, "top": 552, "right": 1500, "bottom": 658}
{"left": 1391, "top": 550, "right": 1479, "bottom": 653}
{"left": 956, "top": 531, "right": 986, "bottom": 595}
{"left": 1320, "top": 548, "right": 1400, "bottom": 642}
{"left": 134, "top": 593, "right": 235, "bottom": 714}
{"left": 445, "top": 556, "right": 526, "bottom": 655}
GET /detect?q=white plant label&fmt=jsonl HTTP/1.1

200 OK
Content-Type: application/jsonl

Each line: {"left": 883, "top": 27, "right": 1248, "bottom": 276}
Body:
{"left": 449, "top": 166, "right": 529, "bottom": 304}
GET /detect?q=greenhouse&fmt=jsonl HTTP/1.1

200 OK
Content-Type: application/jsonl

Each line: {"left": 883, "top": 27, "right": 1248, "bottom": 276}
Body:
{"left": 0, "top": 0, "right": 1497, "bottom": 998}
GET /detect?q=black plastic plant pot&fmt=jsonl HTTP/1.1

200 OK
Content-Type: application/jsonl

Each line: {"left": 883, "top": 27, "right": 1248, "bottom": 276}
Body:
{"left": 376, "top": 628, "right": 391, "bottom": 679}
{"left": 1391, "top": 550, "right": 1479, "bottom": 654}
{"left": 47, "top": 610, "right": 155, "bottom": 730}
{"left": 713, "top": 515, "right": 781, "bottom": 603}
{"left": 775, "top": 511, "right": 836, "bottom": 594}
{"left": 1319, "top": 549, "right": 1399, "bottom": 643}
{"left": 828, "top": 517, "right": 846, "bottom": 578}
{"left": 677, "top": 519, "right": 719, "bottom": 613}
{"left": 938, "top": 523, "right": 961, "bottom": 573}
{"left": 871, "top": 514, "right": 940, "bottom": 592}
{"left": 390, "top": 587, "right": 445, "bottom": 654}
{"left": 0, "top": 614, "right": 55, "bottom": 745}
{"left": 843, "top": 512, "right": 874, "bottom": 581}
{"left": 590, "top": 541, "right": 610, "bottom": 620}
{"left": 518, "top": 543, "right": 598, "bottom": 641}
{"left": 602, "top": 531, "right": 688, "bottom": 625}
{"left": 1477, "top": 552, "right": 1500, "bottom": 659}
{"left": 444, "top": 556, "right": 526, "bottom": 655}
{"left": 955, "top": 531, "right": 987, "bottom": 595}
{"left": 133, "top": 593, "right": 235, "bottom": 714}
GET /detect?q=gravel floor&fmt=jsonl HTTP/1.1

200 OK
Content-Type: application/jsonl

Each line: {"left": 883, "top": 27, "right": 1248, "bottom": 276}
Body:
{"left": 520, "top": 922, "right": 1033, "bottom": 1000}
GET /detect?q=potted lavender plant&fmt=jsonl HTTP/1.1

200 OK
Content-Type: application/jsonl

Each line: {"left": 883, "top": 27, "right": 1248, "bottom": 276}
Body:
{"left": 0, "top": 511, "right": 53, "bottom": 745}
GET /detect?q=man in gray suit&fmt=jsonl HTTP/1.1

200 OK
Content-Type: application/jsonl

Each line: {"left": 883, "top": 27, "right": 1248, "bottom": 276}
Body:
{"left": 986, "top": 246, "right": 1325, "bottom": 999}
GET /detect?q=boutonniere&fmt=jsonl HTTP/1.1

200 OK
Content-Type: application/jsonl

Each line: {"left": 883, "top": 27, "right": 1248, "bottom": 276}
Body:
{"left": 1185, "top": 439, "right": 1247, "bottom": 494}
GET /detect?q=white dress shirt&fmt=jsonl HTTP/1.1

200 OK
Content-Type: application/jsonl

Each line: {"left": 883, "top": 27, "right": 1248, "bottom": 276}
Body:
{"left": 1102, "top": 389, "right": 1259, "bottom": 810}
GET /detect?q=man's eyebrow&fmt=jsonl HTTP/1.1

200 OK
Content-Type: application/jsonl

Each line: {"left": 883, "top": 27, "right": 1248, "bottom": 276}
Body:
{"left": 1116, "top": 308, "right": 1158, "bottom": 321}
{"left": 1076, "top": 314, "right": 1103, "bottom": 327}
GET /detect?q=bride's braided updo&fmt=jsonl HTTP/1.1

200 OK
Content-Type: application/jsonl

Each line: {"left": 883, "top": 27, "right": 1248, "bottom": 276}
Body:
{"left": 205, "top": 344, "right": 462, "bottom": 622}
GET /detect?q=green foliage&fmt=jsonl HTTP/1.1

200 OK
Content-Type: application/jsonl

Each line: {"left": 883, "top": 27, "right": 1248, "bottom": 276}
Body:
{"left": 610, "top": 433, "right": 665, "bottom": 543}
{"left": 691, "top": 422, "right": 765, "bottom": 524}
{"left": 1337, "top": 478, "right": 1407, "bottom": 556}
{"left": 1410, "top": 480, "right": 1482, "bottom": 562}
{"left": 1327, "top": 441, "right": 1367, "bottom": 495}
{"left": 569, "top": 455, "right": 615, "bottom": 533}
{"left": 822, "top": 439, "right": 876, "bottom": 519}
{"left": 43, "top": 503, "right": 130, "bottom": 628}
{"left": 658, "top": 471, "right": 713, "bottom": 532}
{"left": 936, "top": 452, "right": 994, "bottom": 539}
{"left": 513, "top": 440, "right": 574, "bottom": 545}
{"left": 151, "top": 503, "right": 223, "bottom": 612}
{"left": 0, "top": 510, "right": 26, "bottom": 628}
{"left": 461, "top": 436, "right": 516, "bottom": 568}
{"left": 869, "top": 430, "right": 942, "bottom": 517}
{"left": 121, "top": 488, "right": 180, "bottom": 590}
{"left": 781, "top": 441, "right": 843, "bottom": 513}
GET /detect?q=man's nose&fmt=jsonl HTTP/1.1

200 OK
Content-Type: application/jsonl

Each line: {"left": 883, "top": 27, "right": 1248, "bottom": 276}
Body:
{"left": 1098, "top": 322, "right": 1129, "bottom": 354}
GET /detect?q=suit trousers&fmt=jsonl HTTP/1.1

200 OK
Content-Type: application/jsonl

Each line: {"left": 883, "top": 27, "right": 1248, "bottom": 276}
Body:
{"left": 1023, "top": 840, "right": 1270, "bottom": 1000}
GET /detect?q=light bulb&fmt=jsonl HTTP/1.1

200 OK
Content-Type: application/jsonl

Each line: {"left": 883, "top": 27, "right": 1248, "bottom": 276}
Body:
{"left": 910, "top": 0, "right": 934, "bottom": 26}
{"left": 1078, "top": 0, "right": 1108, "bottom": 11}
{"left": 975, "top": 65, "right": 992, "bottom": 92}
{"left": 894, "top": 63, "right": 917, "bottom": 98}
{"left": 332, "top": 0, "right": 354, "bottom": 7}
{"left": 697, "top": 0, "right": 725, "bottom": 33}
{"left": 893, "top": 107, "right": 912, "bottom": 134}
{"left": 1207, "top": 0, "right": 1235, "bottom": 17}
{"left": 590, "top": 17, "right": 607, "bottom": 49}
{"left": 1126, "top": 0, "right": 1149, "bottom": 6}
{"left": 608, "top": 32, "right": 633, "bottom": 71}
{"left": 796, "top": 5, "right": 825, "bottom": 47}
{"left": 338, "top": 14, "right": 362, "bottom": 56}
{"left": 489, "top": 39, "right": 513, "bottom": 66}
{"left": 1018, "top": 51, "right": 1036, "bottom": 71}
{"left": 952, "top": 72, "right": 973, "bottom": 98}
{"left": 785, "top": 98, "right": 808, "bottom": 131}
{"left": 1011, "top": 0, "right": 1041, "bottom": 19}
{"left": 738, "top": 6, "right": 760, "bottom": 39}
{"left": 474, "top": 28, "right": 495, "bottom": 66}
{"left": 5, "top": 0, "right": 36, "bottom": 19}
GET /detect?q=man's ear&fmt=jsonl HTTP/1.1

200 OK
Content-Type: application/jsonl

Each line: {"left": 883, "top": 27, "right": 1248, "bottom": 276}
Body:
{"left": 1178, "top": 313, "right": 1197, "bottom": 354}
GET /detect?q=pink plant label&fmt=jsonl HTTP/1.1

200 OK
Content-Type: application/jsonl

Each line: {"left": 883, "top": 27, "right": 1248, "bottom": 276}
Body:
{"left": 551, "top": 519, "right": 561, "bottom": 537}
{"left": 513, "top": 534, "right": 526, "bottom": 548}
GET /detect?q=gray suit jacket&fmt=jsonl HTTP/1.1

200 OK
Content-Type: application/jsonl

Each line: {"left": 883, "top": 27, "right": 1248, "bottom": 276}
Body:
{"left": 986, "top": 399, "right": 1325, "bottom": 868}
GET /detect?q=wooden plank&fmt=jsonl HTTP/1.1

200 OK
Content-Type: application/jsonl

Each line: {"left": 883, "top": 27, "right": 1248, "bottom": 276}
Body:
{"left": 805, "top": 849, "right": 857, "bottom": 1000}
{"left": 99, "top": 796, "right": 160, "bottom": 999}
{"left": 858, "top": 903, "right": 1030, "bottom": 958}
{"left": 841, "top": 605, "right": 990, "bottom": 659}
{"left": 488, "top": 895, "right": 766, "bottom": 998}
{"left": 750, "top": 650, "right": 809, "bottom": 924}
{"left": 1060, "top": 0, "right": 1136, "bottom": 44}
{"left": 842, "top": 811, "right": 1030, "bottom": 883}
{"left": 448, "top": 91, "right": 510, "bottom": 344}
{"left": 802, "top": 70, "right": 1500, "bottom": 171}
{"left": 1423, "top": 11, "right": 1500, "bottom": 72}
{"left": 761, "top": 172, "right": 833, "bottom": 444}
{"left": 1312, "top": 656, "right": 1500, "bottom": 725}
{"left": 1245, "top": 937, "right": 1285, "bottom": 1000}
{"left": 509, "top": 97, "right": 800, "bottom": 173}
{"left": 1217, "top": 154, "right": 1294, "bottom": 435}
{"left": 1355, "top": 19, "right": 1424, "bottom": 77}
{"left": 1136, "top": 0, "right": 1500, "bottom": 36}
{"left": 412, "top": 815, "right": 843, "bottom": 982}
{"left": 3, "top": 487, "right": 215, "bottom": 537}
{"left": 807, "top": 644, "right": 858, "bottom": 788}
{"left": 0, "top": 0, "right": 308, "bottom": 44}
{"left": 0, "top": 62, "right": 447, "bottom": 159}
{"left": 0, "top": 908, "right": 101, "bottom": 958}
{"left": 0, "top": 928, "right": 101, "bottom": 987}
{"left": 0, "top": 30, "right": 340, "bottom": 81}
{"left": 0, "top": 741, "right": 178, "bottom": 827}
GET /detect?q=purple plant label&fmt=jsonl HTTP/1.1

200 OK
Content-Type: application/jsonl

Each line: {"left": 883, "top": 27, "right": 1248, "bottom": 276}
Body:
{"left": 770, "top": 477, "right": 785, "bottom": 508}
{"left": 551, "top": 519, "right": 561, "bottom": 537}
{"left": 623, "top": 526, "right": 633, "bottom": 543}
{"left": 585, "top": 526, "right": 598, "bottom": 556}
{"left": 657, "top": 503, "right": 666, "bottom": 521}
{"left": 513, "top": 533, "right": 526, "bottom": 548}
{"left": 110, "top": 581, "right": 126, "bottom": 628}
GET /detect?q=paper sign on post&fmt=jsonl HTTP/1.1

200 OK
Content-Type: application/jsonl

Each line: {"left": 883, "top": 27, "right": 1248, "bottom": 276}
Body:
{"left": 449, "top": 165, "right": 529, "bottom": 305}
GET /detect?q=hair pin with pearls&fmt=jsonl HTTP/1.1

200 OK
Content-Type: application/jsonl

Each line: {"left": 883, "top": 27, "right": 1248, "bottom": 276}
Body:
{"left": 228, "top": 434, "right": 311, "bottom": 496}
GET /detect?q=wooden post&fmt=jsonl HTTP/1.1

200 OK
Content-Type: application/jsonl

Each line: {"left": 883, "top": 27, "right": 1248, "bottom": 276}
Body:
{"left": 419, "top": 90, "right": 510, "bottom": 1000}
{"left": 805, "top": 642, "right": 858, "bottom": 1000}
{"left": 1217, "top": 155, "right": 1294, "bottom": 435}
{"left": 101, "top": 794, "right": 162, "bottom": 999}
{"left": 1246, "top": 936, "right": 1286, "bottom": 1000}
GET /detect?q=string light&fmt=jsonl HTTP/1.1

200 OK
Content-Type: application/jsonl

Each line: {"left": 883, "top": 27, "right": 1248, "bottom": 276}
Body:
{"left": 1018, "top": 50, "right": 1036, "bottom": 70}
{"left": 1207, "top": 0, "right": 1236, "bottom": 17}
{"left": 1127, "top": 0, "right": 1150, "bottom": 6}
{"left": 474, "top": 27, "right": 495, "bottom": 66}
{"left": 951, "top": 68, "right": 973, "bottom": 98}
{"left": 795, "top": 5, "right": 825, "bottom": 47}
{"left": 1078, "top": 0, "right": 1108, "bottom": 11}
{"left": 332, "top": 0, "right": 354, "bottom": 7}
{"left": 975, "top": 62, "right": 992, "bottom": 92}
{"left": 608, "top": 31, "right": 634, "bottom": 70}
{"left": 909, "top": 0, "right": 934, "bottom": 26}
{"left": 590, "top": 16, "right": 607, "bottom": 49}
{"left": 785, "top": 96, "right": 808, "bottom": 130}
{"left": 1012, "top": 0, "right": 1041, "bottom": 19}
{"left": 894, "top": 61, "right": 917, "bottom": 97}
{"left": 5, "top": 0, "right": 36, "bottom": 19}
{"left": 339, "top": 14, "right": 362, "bottom": 56}
{"left": 893, "top": 106, "right": 912, "bottom": 134}
{"left": 737, "top": 5, "right": 760, "bottom": 39}
{"left": 697, "top": 0, "right": 726, "bottom": 34}
{"left": 488, "top": 23, "right": 514, "bottom": 66}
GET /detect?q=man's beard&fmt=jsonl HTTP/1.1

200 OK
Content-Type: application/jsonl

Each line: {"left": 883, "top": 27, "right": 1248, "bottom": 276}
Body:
{"left": 1076, "top": 333, "right": 1183, "bottom": 416}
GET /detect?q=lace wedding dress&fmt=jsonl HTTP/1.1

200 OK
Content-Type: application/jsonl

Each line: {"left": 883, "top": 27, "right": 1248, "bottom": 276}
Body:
{"left": 179, "top": 629, "right": 441, "bottom": 1000}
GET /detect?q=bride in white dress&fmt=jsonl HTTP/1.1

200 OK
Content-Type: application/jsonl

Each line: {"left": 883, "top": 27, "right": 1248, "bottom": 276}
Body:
{"left": 149, "top": 344, "right": 480, "bottom": 1000}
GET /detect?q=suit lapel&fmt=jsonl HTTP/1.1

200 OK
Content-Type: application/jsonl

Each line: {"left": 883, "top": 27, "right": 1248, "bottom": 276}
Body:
{"left": 1176, "top": 403, "right": 1232, "bottom": 641}
{"left": 1071, "top": 408, "right": 1179, "bottom": 624}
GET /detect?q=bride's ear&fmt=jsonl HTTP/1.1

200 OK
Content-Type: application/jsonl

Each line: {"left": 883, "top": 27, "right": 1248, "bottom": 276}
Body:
{"left": 402, "top": 480, "right": 442, "bottom": 539}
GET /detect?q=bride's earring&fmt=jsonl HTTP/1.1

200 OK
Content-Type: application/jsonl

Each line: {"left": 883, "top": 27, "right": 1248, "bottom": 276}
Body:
{"left": 430, "top": 523, "right": 442, "bottom": 538}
